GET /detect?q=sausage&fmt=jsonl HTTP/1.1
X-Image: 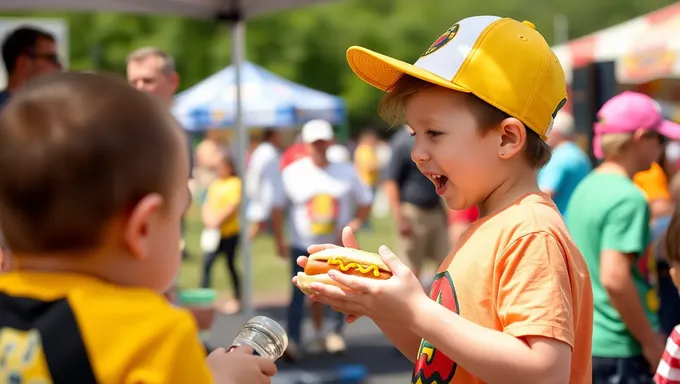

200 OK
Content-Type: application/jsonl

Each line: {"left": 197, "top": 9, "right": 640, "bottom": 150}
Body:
{"left": 304, "top": 259, "right": 392, "bottom": 280}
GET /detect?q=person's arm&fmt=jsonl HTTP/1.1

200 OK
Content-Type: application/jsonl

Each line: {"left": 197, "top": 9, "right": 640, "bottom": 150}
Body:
{"left": 601, "top": 250, "right": 660, "bottom": 349}
{"left": 410, "top": 232, "right": 576, "bottom": 384}
{"left": 600, "top": 194, "right": 662, "bottom": 358}
{"left": 537, "top": 153, "right": 565, "bottom": 198}
{"left": 246, "top": 157, "right": 283, "bottom": 238}
{"left": 269, "top": 169, "right": 289, "bottom": 257}
{"left": 202, "top": 188, "right": 238, "bottom": 229}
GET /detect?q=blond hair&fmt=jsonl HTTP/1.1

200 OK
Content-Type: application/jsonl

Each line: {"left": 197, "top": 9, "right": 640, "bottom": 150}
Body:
{"left": 127, "top": 47, "right": 176, "bottom": 76}
{"left": 600, "top": 133, "right": 634, "bottom": 159}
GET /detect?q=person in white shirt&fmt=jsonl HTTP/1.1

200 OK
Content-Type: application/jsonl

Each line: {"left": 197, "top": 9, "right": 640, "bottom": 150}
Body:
{"left": 245, "top": 129, "right": 286, "bottom": 256}
{"left": 272, "top": 120, "right": 372, "bottom": 359}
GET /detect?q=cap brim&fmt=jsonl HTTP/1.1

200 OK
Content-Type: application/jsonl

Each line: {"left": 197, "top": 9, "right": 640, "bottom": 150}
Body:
{"left": 657, "top": 119, "right": 680, "bottom": 140}
{"left": 346, "top": 46, "right": 470, "bottom": 93}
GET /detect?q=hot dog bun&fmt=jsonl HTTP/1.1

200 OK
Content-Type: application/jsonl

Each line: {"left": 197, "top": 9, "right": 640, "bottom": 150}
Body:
{"left": 296, "top": 272, "right": 345, "bottom": 296}
{"left": 296, "top": 247, "right": 393, "bottom": 295}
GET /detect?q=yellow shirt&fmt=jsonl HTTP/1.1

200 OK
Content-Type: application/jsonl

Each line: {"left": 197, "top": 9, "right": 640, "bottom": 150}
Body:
{"left": 0, "top": 271, "right": 212, "bottom": 384}
{"left": 205, "top": 176, "right": 241, "bottom": 237}
{"left": 634, "top": 162, "right": 671, "bottom": 202}
{"left": 353, "top": 144, "right": 379, "bottom": 187}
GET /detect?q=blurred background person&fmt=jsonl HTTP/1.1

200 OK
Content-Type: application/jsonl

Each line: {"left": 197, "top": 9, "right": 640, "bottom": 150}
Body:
{"left": 384, "top": 125, "right": 448, "bottom": 285}
{"left": 246, "top": 128, "right": 285, "bottom": 254}
{"left": 126, "top": 46, "right": 179, "bottom": 108}
{"left": 193, "top": 132, "right": 222, "bottom": 205}
{"left": 126, "top": 47, "right": 192, "bottom": 260}
{"left": 272, "top": 119, "right": 372, "bottom": 359}
{"left": 538, "top": 111, "right": 591, "bottom": 217}
{"left": 328, "top": 141, "right": 352, "bottom": 164}
{"left": 353, "top": 129, "right": 380, "bottom": 229}
{"left": 126, "top": 47, "right": 216, "bottom": 337}
{"left": 354, "top": 129, "right": 380, "bottom": 193}
{"left": 201, "top": 147, "right": 242, "bottom": 314}
{"left": 0, "top": 25, "right": 61, "bottom": 109}
{"left": 634, "top": 146, "right": 675, "bottom": 219}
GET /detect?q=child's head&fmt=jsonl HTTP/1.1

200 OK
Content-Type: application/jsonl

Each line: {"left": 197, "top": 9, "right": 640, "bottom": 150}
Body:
{"left": 0, "top": 72, "right": 189, "bottom": 292}
{"left": 215, "top": 147, "right": 236, "bottom": 178}
{"left": 346, "top": 16, "right": 567, "bottom": 210}
{"left": 593, "top": 91, "right": 680, "bottom": 173}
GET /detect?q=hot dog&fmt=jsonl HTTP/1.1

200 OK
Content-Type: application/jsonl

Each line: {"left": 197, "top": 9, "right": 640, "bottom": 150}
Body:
{"left": 296, "top": 247, "right": 392, "bottom": 295}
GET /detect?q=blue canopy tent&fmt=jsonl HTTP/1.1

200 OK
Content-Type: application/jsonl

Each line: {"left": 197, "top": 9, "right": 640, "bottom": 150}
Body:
{"left": 173, "top": 61, "right": 346, "bottom": 131}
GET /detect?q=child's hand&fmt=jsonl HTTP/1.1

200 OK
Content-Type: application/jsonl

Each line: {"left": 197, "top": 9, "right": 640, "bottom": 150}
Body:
{"left": 207, "top": 346, "right": 277, "bottom": 384}
{"left": 297, "top": 244, "right": 429, "bottom": 326}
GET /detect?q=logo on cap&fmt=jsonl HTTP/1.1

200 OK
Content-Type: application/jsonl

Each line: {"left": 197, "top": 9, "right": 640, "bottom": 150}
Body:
{"left": 422, "top": 24, "right": 460, "bottom": 57}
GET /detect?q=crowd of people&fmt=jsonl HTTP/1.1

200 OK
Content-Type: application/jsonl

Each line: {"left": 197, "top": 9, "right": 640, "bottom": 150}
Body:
{"left": 2, "top": 13, "right": 680, "bottom": 384}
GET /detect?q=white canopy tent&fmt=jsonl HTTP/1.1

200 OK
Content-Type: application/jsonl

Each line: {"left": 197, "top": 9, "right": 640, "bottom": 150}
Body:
{"left": 0, "top": 0, "right": 341, "bottom": 320}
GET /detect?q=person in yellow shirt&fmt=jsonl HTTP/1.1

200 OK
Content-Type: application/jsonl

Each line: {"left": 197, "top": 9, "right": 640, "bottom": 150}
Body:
{"left": 634, "top": 160, "right": 675, "bottom": 219}
{"left": 0, "top": 73, "right": 276, "bottom": 384}
{"left": 354, "top": 129, "right": 380, "bottom": 191}
{"left": 202, "top": 148, "right": 242, "bottom": 311}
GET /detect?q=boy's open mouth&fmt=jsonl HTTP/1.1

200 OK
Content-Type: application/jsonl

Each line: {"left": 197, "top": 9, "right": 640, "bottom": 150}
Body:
{"left": 430, "top": 174, "right": 448, "bottom": 189}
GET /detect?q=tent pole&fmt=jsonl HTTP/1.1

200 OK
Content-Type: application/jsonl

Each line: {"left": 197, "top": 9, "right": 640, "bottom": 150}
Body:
{"left": 231, "top": 17, "right": 253, "bottom": 320}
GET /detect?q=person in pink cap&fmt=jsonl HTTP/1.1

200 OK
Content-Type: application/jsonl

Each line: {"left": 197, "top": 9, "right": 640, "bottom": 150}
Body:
{"left": 567, "top": 91, "right": 680, "bottom": 383}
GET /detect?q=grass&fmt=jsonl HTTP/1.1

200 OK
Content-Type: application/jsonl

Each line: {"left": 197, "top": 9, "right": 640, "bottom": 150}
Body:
{"left": 179, "top": 203, "right": 398, "bottom": 300}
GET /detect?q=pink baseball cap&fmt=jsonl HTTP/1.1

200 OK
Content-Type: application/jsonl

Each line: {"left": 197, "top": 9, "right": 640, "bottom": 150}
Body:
{"left": 593, "top": 91, "right": 680, "bottom": 159}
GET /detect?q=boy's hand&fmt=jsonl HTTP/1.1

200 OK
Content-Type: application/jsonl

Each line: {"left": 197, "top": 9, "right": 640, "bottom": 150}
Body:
{"left": 207, "top": 346, "right": 277, "bottom": 384}
{"left": 296, "top": 229, "right": 428, "bottom": 325}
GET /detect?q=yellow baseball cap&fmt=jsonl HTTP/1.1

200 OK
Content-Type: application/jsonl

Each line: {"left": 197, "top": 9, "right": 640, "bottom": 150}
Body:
{"left": 346, "top": 16, "right": 567, "bottom": 140}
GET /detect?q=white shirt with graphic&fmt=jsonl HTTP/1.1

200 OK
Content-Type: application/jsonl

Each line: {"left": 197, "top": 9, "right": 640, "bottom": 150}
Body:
{"left": 277, "top": 157, "right": 372, "bottom": 249}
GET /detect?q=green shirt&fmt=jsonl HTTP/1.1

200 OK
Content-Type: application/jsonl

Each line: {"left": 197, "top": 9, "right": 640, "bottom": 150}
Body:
{"left": 566, "top": 172, "right": 657, "bottom": 358}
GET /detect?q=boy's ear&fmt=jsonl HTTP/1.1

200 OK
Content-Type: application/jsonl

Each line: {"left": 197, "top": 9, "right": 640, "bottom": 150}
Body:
{"left": 497, "top": 117, "right": 526, "bottom": 160}
{"left": 124, "top": 193, "right": 164, "bottom": 260}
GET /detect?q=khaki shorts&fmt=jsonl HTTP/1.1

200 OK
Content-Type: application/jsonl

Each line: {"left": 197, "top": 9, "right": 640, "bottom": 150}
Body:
{"left": 396, "top": 202, "right": 449, "bottom": 273}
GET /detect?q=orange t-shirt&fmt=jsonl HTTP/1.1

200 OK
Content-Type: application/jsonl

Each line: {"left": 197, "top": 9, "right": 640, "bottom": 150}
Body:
{"left": 411, "top": 193, "right": 593, "bottom": 384}
{"left": 634, "top": 162, "right": 671, "bottom": 202}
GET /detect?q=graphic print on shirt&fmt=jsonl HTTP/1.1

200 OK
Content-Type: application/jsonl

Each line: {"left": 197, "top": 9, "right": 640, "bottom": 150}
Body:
{"left": 638, "top": 245, "right": 660, "bottom": 313}
{"left": 0, "top": 328, "right": 53, "bottom": 383}
{"left": 412, "top": 271, "right": 459, "bottom": 384}
{"left": 307, "top": 194, "right": 339, "bottom": 236}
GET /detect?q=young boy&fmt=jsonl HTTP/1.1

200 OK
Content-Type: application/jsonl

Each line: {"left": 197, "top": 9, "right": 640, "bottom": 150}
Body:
{"left": 566, "top": 91, "right": 680, "bottom": 383}
{"left": 296, "top": 16, "right": 593, "bottom": 383}
{"left": 0, "top": 72, "right": 276, "bottom": 383}
{"left": 655, "top": 208, "right": 680, "bottom": 383}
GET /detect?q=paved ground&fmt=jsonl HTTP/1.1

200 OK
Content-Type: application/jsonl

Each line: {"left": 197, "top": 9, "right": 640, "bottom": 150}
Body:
{"left": 209, "top": 304, "right": 413, "bottom": 383}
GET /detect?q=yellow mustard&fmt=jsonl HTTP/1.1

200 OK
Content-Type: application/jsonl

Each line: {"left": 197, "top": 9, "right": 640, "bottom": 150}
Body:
{"left": 328, "top": 259, "right": 380, "bottom": 277}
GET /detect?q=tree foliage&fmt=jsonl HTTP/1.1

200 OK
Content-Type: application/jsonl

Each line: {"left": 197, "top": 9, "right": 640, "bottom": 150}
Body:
{"left": 4, "top": 0, "right": 676, "bottom": 134}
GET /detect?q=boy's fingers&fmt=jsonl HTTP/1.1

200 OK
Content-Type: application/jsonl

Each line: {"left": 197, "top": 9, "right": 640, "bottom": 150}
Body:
{"left": 309, "top": 281, "right": 349, "bottom": 299}
{"left": 328, "top": 269, "right": 374, "bottom": 294}
{"left": 296, "top": 256, "right": 308, "bottom": 268}
{"left": 341, "top": 226, "right": 360, "bottom": 249}
{"left": 258, "top": 359, "right": 278, "bottom": 376}
{"left": 307, "top": 243, "right": 339, "bottom": 254}
{"left": 232, "top": 345, "right": 254, "bottom": 355}
{"left": 378, "top": 245, "right": 410, "bottom": 277}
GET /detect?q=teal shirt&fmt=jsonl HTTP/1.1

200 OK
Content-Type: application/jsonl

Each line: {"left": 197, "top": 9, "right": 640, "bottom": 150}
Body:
{"left": 538, "top": 142, "right": 591, "bottom": 217}
{"left": 566, "top": 172, "right": 657, "bottom": 358}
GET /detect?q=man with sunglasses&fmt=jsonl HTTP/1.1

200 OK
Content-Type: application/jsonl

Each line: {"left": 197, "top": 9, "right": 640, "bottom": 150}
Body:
{"left": 1, "top": 26, "right": 61, "bottom": 109}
